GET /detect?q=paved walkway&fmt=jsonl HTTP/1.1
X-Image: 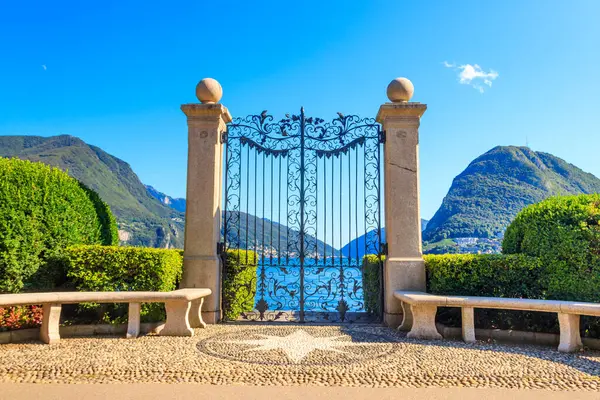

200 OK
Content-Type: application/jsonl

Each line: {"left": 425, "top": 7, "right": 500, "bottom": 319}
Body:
{"left": 1, "top": 384, "right": 599, "bottom": 400}
{"left": 0, "top": 324, "right": 598, "bottom": 391}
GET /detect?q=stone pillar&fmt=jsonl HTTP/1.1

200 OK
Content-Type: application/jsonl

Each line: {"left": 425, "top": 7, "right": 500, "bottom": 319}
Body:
{"left": 180, "top": 78, "right": 231, "bottom": 324}
{"left": 376, "top": 77, "right": 427, "bottom": 328}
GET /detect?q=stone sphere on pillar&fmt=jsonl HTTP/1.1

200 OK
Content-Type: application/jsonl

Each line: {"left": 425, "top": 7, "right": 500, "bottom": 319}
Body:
{"left": 196, "top": 78, "right": 223, "bottom": 104}
{"left": 386, "top": 77, "right": 414, "bottom": 103}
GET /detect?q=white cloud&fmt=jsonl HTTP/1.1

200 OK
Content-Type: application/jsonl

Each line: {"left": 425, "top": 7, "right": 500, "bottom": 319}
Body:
{"left": 42, "top": 65, "right": 47, "bottom": 71}
{"left": 443, "top": 61, "right": 498, "bottom": 93}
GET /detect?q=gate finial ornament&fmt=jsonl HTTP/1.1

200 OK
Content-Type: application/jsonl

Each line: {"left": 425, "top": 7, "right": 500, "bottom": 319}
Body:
{"left": 196, "top": 78, "right": 223, "bottom": 104}
{"left": 386, "top": 77, "right": 414, "bottom": 103}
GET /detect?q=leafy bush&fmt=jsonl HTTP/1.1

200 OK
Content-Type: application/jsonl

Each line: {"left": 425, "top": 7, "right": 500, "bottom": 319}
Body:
{"left": 221, "top": 249, "right": 258, "bottom": 321}
{"left": 361, "top": 254, "right": 383, "bottom": 315}
{"left": 503, "top": 194, "right": 600, "bottom": 303}
{"left": 63, "top": 245, "right": 183, "bottom": 322}
{"left": 0, "top": 157, "right": 118, "bottom": 292}
{"left": 0, "top": 305, "right": 43, "bottom": 332}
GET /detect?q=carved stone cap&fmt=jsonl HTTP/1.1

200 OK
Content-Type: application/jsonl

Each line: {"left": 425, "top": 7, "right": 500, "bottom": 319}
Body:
{"left": 376, "top": 103, "right": 427, "bottom": 123}
{"left": 180, "top": 103, "right": 232, "bottom": 124}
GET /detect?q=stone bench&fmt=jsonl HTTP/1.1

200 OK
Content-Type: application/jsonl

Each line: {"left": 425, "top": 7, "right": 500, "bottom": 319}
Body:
{"left": 394, "top": 291, "right": 600, "bottom": 353}
{"left": 0, "top": 288, "right": 211, "bottom": 344}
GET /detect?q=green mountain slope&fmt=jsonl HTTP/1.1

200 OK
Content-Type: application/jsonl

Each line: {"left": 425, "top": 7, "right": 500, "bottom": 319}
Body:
{"left": 0, "top": 135, "right": 184, "bottom": 248}
{"left": 423, "top": 146, "right": 600, "bottom": 246}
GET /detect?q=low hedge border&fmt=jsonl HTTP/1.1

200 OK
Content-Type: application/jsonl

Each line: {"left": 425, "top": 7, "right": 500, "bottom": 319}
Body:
{"left": 62, "top": 245, "right": 183, "bottom": 323}
{"left": 221, "top": 249, "right": 258, "bottom": 321}
{"left": 362, "top": 253, "right": 599, "bottom": 338}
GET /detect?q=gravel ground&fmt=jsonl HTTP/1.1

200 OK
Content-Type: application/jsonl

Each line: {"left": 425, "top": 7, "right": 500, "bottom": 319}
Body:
{"left": 0, "top": 324, "right": 598, "bottom": 390}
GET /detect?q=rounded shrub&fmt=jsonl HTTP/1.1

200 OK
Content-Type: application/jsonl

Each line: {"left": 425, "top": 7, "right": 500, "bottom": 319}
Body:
{"left": 0, "top": 157, "right": 118, "bottom": 292}
{"left": 503, "top": 194, "right": 600, "bottom": 303}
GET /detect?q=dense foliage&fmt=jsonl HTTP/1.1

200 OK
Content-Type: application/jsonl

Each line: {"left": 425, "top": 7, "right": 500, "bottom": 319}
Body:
{"left": 0, "top": 157, "right": 118, "bottom": 293}
{"left": 62, "top": 245, "right": 183, "bottom": 322}
{"left": 221, "top": 249, "right": 258, "bottom": 321}
{"left": 425, "top": 254, "right": 599, "bottom": 337}
{"left": 423, "top": 146, "right": 600, "bottom": 251}
{"left": 503, "top": 194, "right": 600, "bottom": 327}
{"left": 361, "top": 254, "right": 383, "bottom": 315}
{"left": 0, "top": 305, "right": 43, "bottom": 332}
{"left": 0, "top": 135, "right": 184, "bottom": 248}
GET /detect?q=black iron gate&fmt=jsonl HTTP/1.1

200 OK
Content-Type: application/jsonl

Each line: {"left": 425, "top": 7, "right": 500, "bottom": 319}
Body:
{"left": 222, "top": 108, "right": 384, "bottom": 322}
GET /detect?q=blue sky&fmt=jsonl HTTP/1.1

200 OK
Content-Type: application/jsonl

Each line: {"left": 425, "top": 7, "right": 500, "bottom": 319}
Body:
{"left": 1, "top": 0, "right": 599, "bottom": 219}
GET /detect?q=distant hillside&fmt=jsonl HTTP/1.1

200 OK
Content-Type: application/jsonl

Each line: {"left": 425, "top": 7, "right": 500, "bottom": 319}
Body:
{"left": 0, "top": 135, "right": 184, "bottom": 248}
{"left": 146, "top": 185, "right": 186, "bottom": 213}
{"left": 223, "top": 211, "right": 340, "bottom": 257}
{"left": 423, "top": 146, "right": 600, "bottom": 251}
{"left": 339, "top": 220, "right": 429, "bottom": 259}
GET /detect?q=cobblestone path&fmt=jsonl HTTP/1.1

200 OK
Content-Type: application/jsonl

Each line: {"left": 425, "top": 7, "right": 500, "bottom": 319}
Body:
{"left": 0, "top": 325, "right": 598, "bottom": 390}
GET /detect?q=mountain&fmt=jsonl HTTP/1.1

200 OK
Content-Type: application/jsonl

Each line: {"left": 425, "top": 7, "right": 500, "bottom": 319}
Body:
{"left": 423, "top": 146, "right": 600, "bottom": 253}
{"left": 146, "top": 185, "right": 186, "bottom": 213}
{"left": 223, "top": 211, "right": 340, "bottom": 257}
{"left": 0, "top": 135, "right": 185, "bottom": 248}
{"left": 339, "top": 220, "right": 429, "bottom": 259}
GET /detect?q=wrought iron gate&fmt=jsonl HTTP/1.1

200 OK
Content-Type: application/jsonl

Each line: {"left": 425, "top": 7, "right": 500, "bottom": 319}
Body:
{"left": 222, "top": 108, "right": 384, "bottom": 322}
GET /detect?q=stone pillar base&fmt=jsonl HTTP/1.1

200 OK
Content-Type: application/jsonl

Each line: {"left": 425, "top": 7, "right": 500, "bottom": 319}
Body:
{"left": 181, "top": 256, "right": 221, "bottom": 324}
{"left": 383, "top": 257, "right": 426, "bottom": 328}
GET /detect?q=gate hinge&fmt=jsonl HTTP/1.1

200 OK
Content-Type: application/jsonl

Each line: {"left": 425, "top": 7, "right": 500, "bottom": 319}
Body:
{"left": 379, "top": 130, "right": 386, "bottom": 143}
{"left": 216, "top": 242, "right": 225, "bottom": 255}
{"left": 221, "top": 130, "right": 228, "bottom": 144}
{"left": 380, "top": 243, "right": 388, "bottom": 256}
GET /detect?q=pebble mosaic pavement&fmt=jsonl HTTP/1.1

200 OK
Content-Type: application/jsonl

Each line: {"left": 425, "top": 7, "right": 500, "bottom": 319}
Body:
{"left": 0, "top": 324, "right": 598, "bottom": 390}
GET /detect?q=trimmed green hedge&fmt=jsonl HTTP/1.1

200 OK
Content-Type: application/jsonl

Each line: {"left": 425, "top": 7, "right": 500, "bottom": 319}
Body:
{"left": 362, "top": 253, "right": 599, "bottom": 337}
{"left": 221, "top": 249, "right": 258, "bottom": 321}
{"left": 503, "top": 194, "right": 600, "bottom": 304}
{"left": 425, "top": 254, "right": 560, "bottom": 334}
{"left": 63, "top": 245, "right": 183, "bottom": 322}
{"left": 425, "top": 254, "right": 599, "bottom": 337}
{"left": 0, "top": 158, "right": 118, "bottom": 292}
{"left": 362, "top": 254, "right": 383, "bottom": 315}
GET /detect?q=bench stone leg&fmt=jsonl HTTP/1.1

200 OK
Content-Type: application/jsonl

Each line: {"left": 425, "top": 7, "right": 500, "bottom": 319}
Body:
{"left": 462, "top": 307, "right": 476, "bottom": 343}
{"left": 160, "top": 300, "right": 194, "bottom": 337}
{"left": 188, "top": 298, "right": 207, "bottom": 329}
{"left": 398, "top": 301, "right": 413, "bottom": 331}
{"left": 40, "top": 303, "right": 61, "bottom": 344}
{"left": 127, "top": 303, "right": 141, "bottom": 339}
{"left": 406, "top": 304, "right": 442, "bottom": 340}
{"left": 557, "top": 313, "right": 582, "bottom": 353}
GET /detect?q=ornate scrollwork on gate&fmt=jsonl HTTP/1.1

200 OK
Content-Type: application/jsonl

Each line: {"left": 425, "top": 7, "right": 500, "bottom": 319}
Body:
{"left": 223, "top": 108, "right": 383, "bottom": 323}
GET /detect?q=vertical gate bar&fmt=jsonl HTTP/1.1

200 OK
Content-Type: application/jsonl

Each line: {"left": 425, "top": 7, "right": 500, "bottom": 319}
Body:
{"left": 286, "top": 154, "right": 290, "bottom": 265}
{"left": 339, "top": 155, "right": 342, "bottom": 266}
{"left": 348, "top": 148, "right": 352, "bottom": 265}
{"left": 315, "top": 157, "right": 318, "bottom": 264}
{"left": 355, "top": 147, "right": 359, "bottom": 264}
{"left": 236, "top": 140, "right": 242, "bottom": 263}
{"left": 363, "top": 143, "right": 367, "bottom": 263}
{"left": 323, "top": 156, "right": 327, "bottom": 267}
{"left": 299, "top": 107, "right": 306, "bottom": 323}
{"left": 254, "top": 150, "right": 258, "bottom": 263}
{"left": 278, "top": 156, "right": 282, "bottom": 266}
{"left": 331, "top": 155, "right": 334, "bottom": 268}
{"left": 262, "top": 150, "right": 266, "bottom": 264}
{"left": 270, "top": 156, "right": 274, "bottom": 264}
{"left": 377, "top": 133, "right": 384, "bottom": 321}
{"left": 339, "top": 154, "right": 344, "bottom": 307}
{"left": 245, "top": 145, "right": 250, "bottom": 264}
{"left": 223, "top": 134, "right": 229, "bottom": 252}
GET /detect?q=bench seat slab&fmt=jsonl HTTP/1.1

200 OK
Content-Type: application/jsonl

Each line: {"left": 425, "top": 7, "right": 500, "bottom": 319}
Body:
{"left": 160, "top": 300, "right": 194, "bottom": 337}
{"left": 406, "top": 304, "right": 442, "bottom": 340}
{"left": 40, "top": 303, "right": 61, "bottom": 344}
{"left": 558, "top": 313, "right": 583, "bottom": 353}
